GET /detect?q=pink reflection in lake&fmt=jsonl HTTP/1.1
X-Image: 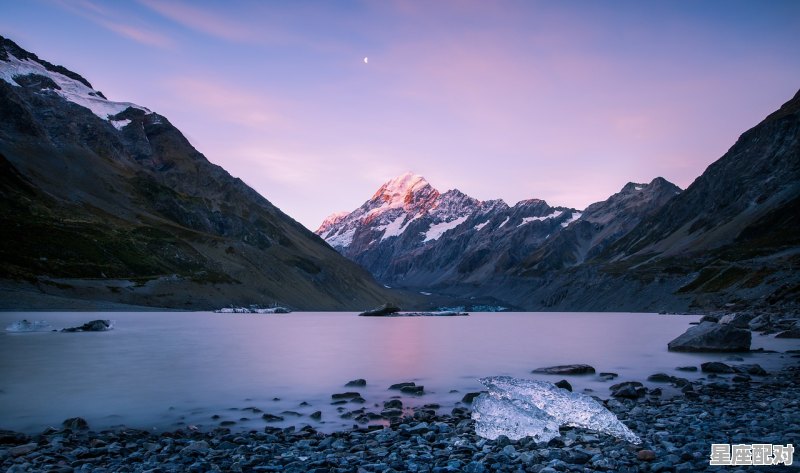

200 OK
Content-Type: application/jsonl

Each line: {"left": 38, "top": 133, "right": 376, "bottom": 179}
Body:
{"left": 0, "top": 311, "right": 794, "bottom": 434}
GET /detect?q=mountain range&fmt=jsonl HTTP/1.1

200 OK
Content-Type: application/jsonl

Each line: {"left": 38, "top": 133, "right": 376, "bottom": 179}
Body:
{"left": 1, "top": 35, "right": 797, "bottom": 313}
{"left": 318, "top": 90, "right": 800, "bottom": 313}
{"left": 317, "top": 173, "right": 679, "bottom": 288}
{"left": 0, "top": 35, "right": 396, "bottom": 310}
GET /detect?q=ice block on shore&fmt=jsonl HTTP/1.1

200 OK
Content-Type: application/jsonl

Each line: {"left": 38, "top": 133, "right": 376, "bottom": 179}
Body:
{"left": 472, "top": 375, "right": 641, "bottom": 443}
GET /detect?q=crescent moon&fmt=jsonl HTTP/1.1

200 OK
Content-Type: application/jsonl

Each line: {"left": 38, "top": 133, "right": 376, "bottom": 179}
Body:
{"left": 364, "top": 57, "right": 368, "bottom": 64}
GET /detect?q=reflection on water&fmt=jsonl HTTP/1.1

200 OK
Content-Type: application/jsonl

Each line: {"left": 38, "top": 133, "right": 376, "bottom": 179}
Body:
{"left": 0, "top": 311, "right": 795, "bottom": 434}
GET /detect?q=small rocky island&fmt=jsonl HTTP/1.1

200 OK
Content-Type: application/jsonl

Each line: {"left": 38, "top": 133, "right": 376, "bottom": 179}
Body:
{"left": 358, "top": 304, "right": 468, "bottom": 317}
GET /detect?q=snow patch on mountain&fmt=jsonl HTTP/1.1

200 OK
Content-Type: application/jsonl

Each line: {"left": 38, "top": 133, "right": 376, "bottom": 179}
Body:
{"left": 498, "top": 216, "right": 510, "bottom": 228}
{"left": 0, "top": 53, "right": 150, "bottom": 121}
{"left": 518, "top": 211, "right": 563, "bottom": 227}
{"left": 379, "top": 214, "right": 412, "bottom": 241}
{"left": 325, "top": 227, "right": 356, "bottom": 248}
{"left": 424, "top": 215, "right": 469, "bottom": 242}
{"left": 110, "top": 119, "right": 131, "bottom": 130}
{"left": 474, "top": 220, "right": 490, "bottom": 231}
{"left": 560, "top": 212, "right": 582, "bottom": 228}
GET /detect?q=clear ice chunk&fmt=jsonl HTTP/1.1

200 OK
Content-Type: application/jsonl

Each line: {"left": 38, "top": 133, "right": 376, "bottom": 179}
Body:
{"left": 472, "top": 376, "right": 641, "bottom": 444}
{"left": 5, "top": 319, "right": 53, "bottom": 332}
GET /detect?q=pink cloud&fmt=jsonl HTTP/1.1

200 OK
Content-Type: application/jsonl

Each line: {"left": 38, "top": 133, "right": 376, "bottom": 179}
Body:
{"left": 162, "top": 76, "right": 296, "bottom": 130}
{"left": 137, "top": 0, "right": 257, "bottom": 43}
{"left": 51, "top": 0, "right": 175, "bottom": 49}
{"left": 136, "top": 0, "right": 347, "bottom": 54}
{"left": 95, "top": 19, "right": 175, "bottom": 49}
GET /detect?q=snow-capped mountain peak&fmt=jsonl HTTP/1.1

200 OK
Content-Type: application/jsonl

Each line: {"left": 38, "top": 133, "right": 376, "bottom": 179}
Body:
{"left": 316, "top": 211, "right": 351, "bottom": 239}
{"left": 368, "top": 172, "right": 439, "bottom": 213}
{"left": 373, "top": 172, "right": 427, "bottom": 200}
{"left": 315, "top": 173, "right": 585, "bottom": 285}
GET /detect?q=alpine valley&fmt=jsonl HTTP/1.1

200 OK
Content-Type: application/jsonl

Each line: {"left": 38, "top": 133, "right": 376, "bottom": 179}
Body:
{"left": 317, "top": 90, "right": 800, "bottom": 313}
{"left": 1, "top": 33, "right": 798, "bottom": 314}
{"left": 0, "top": 35, "right": 396, "bottom": 310}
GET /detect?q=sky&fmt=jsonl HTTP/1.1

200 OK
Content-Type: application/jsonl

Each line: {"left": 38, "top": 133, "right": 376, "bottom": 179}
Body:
{"left": 2, "top": 1, "right": 799, "bottom": 230}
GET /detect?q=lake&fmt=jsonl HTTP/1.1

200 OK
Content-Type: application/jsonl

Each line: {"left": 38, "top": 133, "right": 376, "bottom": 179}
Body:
{"left": 0, "top": 311, "right": 795, "bottom": 434}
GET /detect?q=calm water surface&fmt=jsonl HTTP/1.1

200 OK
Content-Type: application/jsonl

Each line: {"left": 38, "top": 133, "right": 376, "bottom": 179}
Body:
{"left": 0, "top": 311, "right": 796, "bottom": 434}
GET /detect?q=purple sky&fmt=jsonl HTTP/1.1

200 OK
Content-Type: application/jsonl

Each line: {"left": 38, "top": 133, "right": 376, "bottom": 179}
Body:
{"left": 2, "top": 1, "right": 799, "bottom": 229}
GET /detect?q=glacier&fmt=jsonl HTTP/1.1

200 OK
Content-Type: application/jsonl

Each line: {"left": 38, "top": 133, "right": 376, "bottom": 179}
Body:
{"left": 1, "top": 53, "right": 150, "bottom": 121}
{"left": 472, "top": 376, "right": 641, "bottom": 444}
{"left": 517, "top": 210, "right": 564, "bottom": 227}
{"left": 424, "top": 215, "right": 469, "bottom": 242}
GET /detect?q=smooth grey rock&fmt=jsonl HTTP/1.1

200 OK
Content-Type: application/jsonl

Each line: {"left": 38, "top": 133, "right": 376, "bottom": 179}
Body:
{"left": 400, "top": 385, "right": 424, "bottom": 395}
{"left": 701, "top": 362, "right": 735, "bottom": 374}
{"left": 384, "top": 399, "right": 403, "bottom": 409}
{"left": 738, "top": 363, "right": 768, "bottom": 376}
{"left": 647, "top": 373, "right": 674, "bottom": 382}
{"left": 332, "top": 392, "right": 362, "bottom": 399}
{"left": 532, "top": 364, "right": 596, "bottom": 375}
{"left": 667, "top": 321, "right": 751, "bottom": 352}
{"left": 554, "top": 379, "right": 572, "bottom": 392}
{"left": 389, "top": 382, "right": 416, "bottom": 390}
{"left": 62, "top": 417, "right": 89, "bottom": 430}
{"left": 610, "top": 381, "right": 646, "bottom": 399}
{"left": 61, "top": 320, "right": 112, "bottom": 332}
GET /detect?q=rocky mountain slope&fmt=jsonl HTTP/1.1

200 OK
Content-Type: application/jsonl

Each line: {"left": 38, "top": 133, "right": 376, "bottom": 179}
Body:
{"left": 0, "top": 35, "right": 396, "bottom": 310}
{"left": 318, "top": 90, "right": 799, "bottom": 313}
{"left": 518, "top": 177, "right": 682, "bottom": 274}
{"left": 493, "top": 90, "right": 800, "bottom": 312}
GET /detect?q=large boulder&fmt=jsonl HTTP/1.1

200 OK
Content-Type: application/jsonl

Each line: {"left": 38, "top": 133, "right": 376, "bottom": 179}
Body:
{"left": 667, "top": 322, "right": 751, "bottom": 352}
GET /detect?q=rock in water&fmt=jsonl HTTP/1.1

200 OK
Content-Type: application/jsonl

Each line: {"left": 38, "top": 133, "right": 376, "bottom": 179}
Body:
{"left": 471, "top": 376, "right": 640, "bottom": 444}
{"left": 700, "top": 362, "right": 736, "bottom": 374}
{"left": 389, "top": 382, "right": 416, "bottom": 390}
{"left": 554, "top": 380, "right": 572, "bottom": 391}
{"left": 610, "top": 381, "right": 646, "bottom": 399}
{"left": 62, "top": 417, "right": 89, "bottom": 430}
{"left": 667, "top": 321, "right": 750, "bottom": 352}
{"left": 532, "top": 364, "right": 595, "bottom": 375}
{"left": 61, "top": 320, "right": 113, "bottom": 332}
{"left": 358, "top": 303, "right": 401, "bottom": 317}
